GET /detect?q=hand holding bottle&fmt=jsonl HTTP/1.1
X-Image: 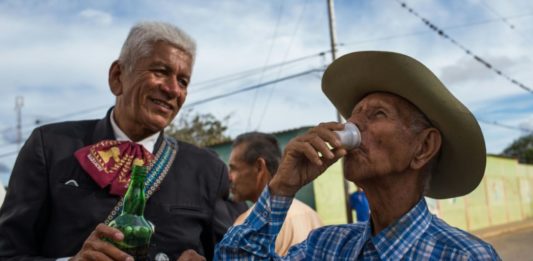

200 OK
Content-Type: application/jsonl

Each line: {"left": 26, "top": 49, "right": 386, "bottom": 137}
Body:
{"left": 73, "top": 161, "right": 153, "bottom": 261}
{"left": 70, "top": 223, "right": 133, "bottom": 261}
{"left": 107, "top": 163, "right": 154, "bottom": 260}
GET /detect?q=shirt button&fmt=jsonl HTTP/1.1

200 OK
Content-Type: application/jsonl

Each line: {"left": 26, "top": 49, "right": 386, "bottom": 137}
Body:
{"left": 155, "top": 252, "right": 169, "bottom": 261}
{"left": 262, "top": 212, "right": 268, "bottom": 218}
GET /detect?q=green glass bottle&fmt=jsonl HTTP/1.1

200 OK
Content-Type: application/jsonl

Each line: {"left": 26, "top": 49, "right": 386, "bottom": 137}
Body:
{"left": 108, "top": 160, "right": 154, "bottom": 261}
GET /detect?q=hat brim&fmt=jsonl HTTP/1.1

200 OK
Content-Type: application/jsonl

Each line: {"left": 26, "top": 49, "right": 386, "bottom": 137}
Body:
{"left": 322, "top": 51, "right": 486, "bottom": 199}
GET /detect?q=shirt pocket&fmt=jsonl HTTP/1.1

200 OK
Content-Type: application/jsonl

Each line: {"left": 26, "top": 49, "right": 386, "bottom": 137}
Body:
{"left": 144, "top": 202, "right": 210, "bottom": 257}
{"left": 146, "top": 202, "right": 209, "bottom": 225}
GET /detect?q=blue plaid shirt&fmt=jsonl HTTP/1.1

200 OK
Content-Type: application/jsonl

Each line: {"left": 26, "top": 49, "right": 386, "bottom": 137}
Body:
{"left": 215, "top": 187, "right": 501, "bottom": 260}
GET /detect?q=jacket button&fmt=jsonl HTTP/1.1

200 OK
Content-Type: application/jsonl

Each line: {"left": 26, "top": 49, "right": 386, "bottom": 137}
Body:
{"left": 155, "top": 252, "right": 169, "bottom": 261}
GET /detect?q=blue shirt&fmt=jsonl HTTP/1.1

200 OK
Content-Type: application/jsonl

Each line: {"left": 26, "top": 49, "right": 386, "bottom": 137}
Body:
{"left": 215, "top": 187, "right": 501, "bottom": 260}
{"left": 349, "top": 191, "right": 370, "bottom": 222}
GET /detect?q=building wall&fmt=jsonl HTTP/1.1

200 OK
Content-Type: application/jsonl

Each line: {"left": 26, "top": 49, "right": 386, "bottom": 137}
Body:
{"left": 313, "top": 161, "right": 349, "bottom": 224}
{"left": 314, "top": 155, "right": 533, "bottom": 231}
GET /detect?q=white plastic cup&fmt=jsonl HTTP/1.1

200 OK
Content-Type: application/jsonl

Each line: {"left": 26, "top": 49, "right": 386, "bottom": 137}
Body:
{"left": 334, "top": 122, "right": 361, "bottom": 150}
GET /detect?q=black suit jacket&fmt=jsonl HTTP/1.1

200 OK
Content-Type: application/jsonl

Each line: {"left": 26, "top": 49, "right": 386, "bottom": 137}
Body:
{"left": 0, "top": 111, "right": 232, "bottom": 261}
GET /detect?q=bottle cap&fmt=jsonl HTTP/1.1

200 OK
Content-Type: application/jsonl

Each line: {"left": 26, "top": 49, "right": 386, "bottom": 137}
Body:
{"left": 334, "top": 122, "right": 361, "bottom": 150}
{"left": 133, "top": 158, "right": 145, "bottom": 167}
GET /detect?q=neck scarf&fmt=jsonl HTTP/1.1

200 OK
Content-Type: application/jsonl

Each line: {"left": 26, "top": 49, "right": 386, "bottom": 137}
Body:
{"left": 74, "top": 140, "right": 154, "bottom": 196}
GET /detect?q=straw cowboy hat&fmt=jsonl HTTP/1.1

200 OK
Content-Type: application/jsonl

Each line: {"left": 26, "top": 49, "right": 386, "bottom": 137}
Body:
{"left": 322, "top": 51, "right": 485, "bottom": 199}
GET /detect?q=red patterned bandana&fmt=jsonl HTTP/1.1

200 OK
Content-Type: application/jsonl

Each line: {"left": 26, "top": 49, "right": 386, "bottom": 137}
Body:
{"left": 74, "top": 140, "right": 155, "bottom": 196}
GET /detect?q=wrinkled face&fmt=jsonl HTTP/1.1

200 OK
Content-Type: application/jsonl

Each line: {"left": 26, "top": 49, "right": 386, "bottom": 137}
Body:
{"left": 343, "top": 92, "right": 423, "bottom": 183}
{"left": 111, "top": 41, "right": 193, "bottom": 140}
{"left": 228, "top": 143, "right": 260, "bottom": 202}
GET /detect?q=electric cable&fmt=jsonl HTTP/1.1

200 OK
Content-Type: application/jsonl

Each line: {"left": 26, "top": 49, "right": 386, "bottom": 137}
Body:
{"left": 247, "top": 1, "right": 286, "bottom": 131}
{"left": 480, "top": 1, "right": 516, "bottom": 30}
{"left": 478, "top": 119, "right": 533, "bottom": 133}
{"left": 340, "top": 13, "right": 533, "bottom": 47}
{"left": 257, "top": 0, "right": 310, "bottom": 130}
{"left": 396, "top": 0, "right": 533, "bottom": 94}
{"left": 184, "top": 68, "right": 322, "bottom": 108}
{"left": 192, "top": 52, "right": 324, "bottom": 92}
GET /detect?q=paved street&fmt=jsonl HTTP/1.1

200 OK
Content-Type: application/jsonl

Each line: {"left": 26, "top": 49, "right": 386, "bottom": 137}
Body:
{"left": 484, "top": 226, "right": 533, "bottom": 260}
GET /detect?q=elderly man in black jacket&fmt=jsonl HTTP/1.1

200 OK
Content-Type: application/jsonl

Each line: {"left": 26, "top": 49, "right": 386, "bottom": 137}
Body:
{"left": 0, "top": 21, "right": 234, "bottom": 261}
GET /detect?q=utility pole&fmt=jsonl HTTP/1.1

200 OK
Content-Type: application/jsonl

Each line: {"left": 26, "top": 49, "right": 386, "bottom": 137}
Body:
{"left": 15, "top": 96, "right": 24, "bottom": 148}
{"left": 327, "top": 0, "right": 354, "bottom": 224}
{"left": 327, "top": 0, "right": 338, "bottom": 64}
{"left": 327, "top": 0, "right": 341, "bottom": 126}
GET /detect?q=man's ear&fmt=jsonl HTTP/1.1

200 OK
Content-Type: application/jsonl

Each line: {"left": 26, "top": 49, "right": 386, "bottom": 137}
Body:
{"left": 410, "top": 128, "right": 442, "bottom": 170}
{"left": 109, "top": 60, "right": 124, "bottom": 96}
{"left": 255, "top": 158, "right": 271, "bottom": 182}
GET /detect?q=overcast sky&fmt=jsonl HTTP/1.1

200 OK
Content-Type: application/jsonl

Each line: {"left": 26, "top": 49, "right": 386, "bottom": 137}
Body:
{"left": 1, "top": 0, "right": 532, "bottom": 185}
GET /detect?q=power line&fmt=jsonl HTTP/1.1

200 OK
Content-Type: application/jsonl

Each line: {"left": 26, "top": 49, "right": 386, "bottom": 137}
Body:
{"left": 480, "top": 1, "right": 516, "bottom": 30}
{"left": 445, "top": 13, "right": 533, "bottom": 30}
{"left": 1, "top": 53, "right": 328, "bottom": 136}
{"left": 257, "top": 0, "right": 310, "bottom": 130}
{"left": 479, "top": 1, "right": 533, "bottom": 45}
{"left": 247, "top": 0, "right": 286, "bottom": 131}
{"left": 11, "top": 10, "right": 530, "bottom": 134}
{"left": 396, "top": 0, "right": 533, "bottom": 94}
{"left": 1, "top": 105, "right": 109, "bottom": 140}
{"left": 0, "top": 70, "right": 320, "bottom": 159}
{"left": 191, "top": 52, "right": 325, "bottom": 92}
{"left": 340, "top": 13, "right": 533, "bottom": 47}
{"left": 47, "top": 105, "right": 110, "bottom": 123}
{"left": 184, "top": 68, "right": 322, "bottom": 108}
{"left": 478, "top": 119, "right": 533, "bottom": 133}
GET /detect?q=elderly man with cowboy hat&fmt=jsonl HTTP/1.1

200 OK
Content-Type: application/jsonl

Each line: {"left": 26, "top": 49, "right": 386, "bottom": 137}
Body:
{"left": 215, "top": 51, "right": 501, "bottom": 260}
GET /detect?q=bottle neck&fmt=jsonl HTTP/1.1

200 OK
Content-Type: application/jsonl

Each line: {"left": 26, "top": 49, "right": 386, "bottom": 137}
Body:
{"left": 122, "top": 166, "right": 147, "bottom": 216}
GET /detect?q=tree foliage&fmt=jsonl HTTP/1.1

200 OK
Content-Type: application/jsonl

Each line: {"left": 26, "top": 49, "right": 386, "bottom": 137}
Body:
{"left": 501, "top": 133, "right": 533, "bottom": 164}
{"left": 166, "top": 109, "right": 231, "bottom": 147}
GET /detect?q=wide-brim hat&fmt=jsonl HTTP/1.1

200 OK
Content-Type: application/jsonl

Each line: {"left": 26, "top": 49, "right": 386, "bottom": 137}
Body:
{"left": 322, "top": 51, "right": 485, "bottom": 199}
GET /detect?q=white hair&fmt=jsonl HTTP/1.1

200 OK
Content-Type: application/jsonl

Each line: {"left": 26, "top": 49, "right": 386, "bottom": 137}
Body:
{"left": 118, "top": 21, "right": 197, "bottom": 72}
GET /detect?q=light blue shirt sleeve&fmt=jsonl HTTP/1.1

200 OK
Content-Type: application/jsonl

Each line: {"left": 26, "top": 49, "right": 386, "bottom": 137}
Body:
{"left": 215, "top": 186, "right": 307, "bottom": 260}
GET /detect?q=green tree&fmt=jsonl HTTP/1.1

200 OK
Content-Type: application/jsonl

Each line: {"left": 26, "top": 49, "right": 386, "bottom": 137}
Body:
{"left": 166, "top": 109, "right": 231, "bottom": 147}
{"left": 501, "top": 133, "right": 533, "bottom": 164}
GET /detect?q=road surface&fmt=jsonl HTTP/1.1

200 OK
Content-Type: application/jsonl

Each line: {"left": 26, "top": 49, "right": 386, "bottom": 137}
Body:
{"left": 484, "top": 226, "right": 533, "bottom": 260}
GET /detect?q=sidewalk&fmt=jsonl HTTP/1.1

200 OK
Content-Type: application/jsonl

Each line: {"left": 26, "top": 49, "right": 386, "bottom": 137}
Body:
{"left": 472, "top": 218, "right": 533, "bottom": 239}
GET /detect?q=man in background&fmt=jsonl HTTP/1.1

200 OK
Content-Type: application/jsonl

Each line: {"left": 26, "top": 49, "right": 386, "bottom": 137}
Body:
{"left": 228, "top": 132, "right": 323, "bottom": 256}
{"left": 349, "top": 187, "right": 370, "bottom": 222}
